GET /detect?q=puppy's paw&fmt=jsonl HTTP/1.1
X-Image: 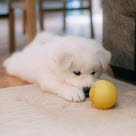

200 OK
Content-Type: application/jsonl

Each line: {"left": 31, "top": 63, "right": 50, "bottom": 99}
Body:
{"left": 59, "top": 87, "right": 85, "bottom": 102}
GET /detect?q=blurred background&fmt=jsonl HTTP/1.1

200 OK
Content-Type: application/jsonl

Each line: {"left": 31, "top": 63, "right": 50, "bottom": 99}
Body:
{"left": 0, "top": 0, "right": 102, "bottom": 54}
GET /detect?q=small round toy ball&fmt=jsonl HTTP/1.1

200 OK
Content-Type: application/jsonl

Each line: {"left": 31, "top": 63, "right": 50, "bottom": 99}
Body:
{"left": 89, "top": 80, "right": 118, "bottom": 109}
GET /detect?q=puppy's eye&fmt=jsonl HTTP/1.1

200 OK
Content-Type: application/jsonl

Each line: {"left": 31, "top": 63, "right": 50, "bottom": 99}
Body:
{"left": 91, "top": 71, "right": 96, "bottom": 75}
{"left": 73, "top": 71, "right": 81, "bottom": 76}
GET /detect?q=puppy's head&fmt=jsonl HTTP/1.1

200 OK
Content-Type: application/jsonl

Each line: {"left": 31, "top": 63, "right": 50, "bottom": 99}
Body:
{"left": 51, "top": 38, "right": 111, "bottom": 93}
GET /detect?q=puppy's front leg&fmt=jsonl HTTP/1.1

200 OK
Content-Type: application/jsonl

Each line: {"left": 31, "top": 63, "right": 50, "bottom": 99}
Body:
{"left": 39, "top": 74, "right": 85, "bottom": 102}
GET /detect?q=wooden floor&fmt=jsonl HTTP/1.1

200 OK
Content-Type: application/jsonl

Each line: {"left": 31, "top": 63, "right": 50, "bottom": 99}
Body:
{"left": 0, "top": 0, "right": 103, "bottom": 88}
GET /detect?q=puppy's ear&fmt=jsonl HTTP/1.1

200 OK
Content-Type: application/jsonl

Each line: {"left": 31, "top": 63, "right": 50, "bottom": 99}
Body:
{"left": 54, "top": 53, "right": 73, "bottom": 70}
{"left": 97, "top": 48, "right": 111, "bottom": 71}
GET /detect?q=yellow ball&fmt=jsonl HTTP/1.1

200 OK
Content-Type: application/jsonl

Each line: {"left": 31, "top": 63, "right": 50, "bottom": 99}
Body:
{"left": 89, "top": 80, "right": 118, "bottom": 109}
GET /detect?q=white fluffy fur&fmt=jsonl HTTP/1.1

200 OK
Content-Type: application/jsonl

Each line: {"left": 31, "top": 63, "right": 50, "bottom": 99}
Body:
{"left": 3, "top": 32, "right": 111, "bottom": 102}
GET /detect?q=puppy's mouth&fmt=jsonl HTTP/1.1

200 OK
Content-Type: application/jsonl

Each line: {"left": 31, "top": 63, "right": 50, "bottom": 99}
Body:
{"left": 83, "top": 88, "right": 90, "bottom": 97}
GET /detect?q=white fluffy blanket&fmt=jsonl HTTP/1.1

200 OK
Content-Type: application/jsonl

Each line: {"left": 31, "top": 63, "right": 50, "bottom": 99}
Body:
{"left": 0, "top": 74, "right": 136, "bottom": 136}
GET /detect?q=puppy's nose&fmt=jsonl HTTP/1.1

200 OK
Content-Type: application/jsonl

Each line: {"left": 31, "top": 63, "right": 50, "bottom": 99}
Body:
{"left": 83, "top": 87, "right": 90, "bottom": 97}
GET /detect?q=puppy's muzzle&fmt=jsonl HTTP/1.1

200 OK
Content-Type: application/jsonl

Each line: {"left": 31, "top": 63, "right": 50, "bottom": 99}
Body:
{"left": 83, "top": 87, "right": 90, "bottom": 97}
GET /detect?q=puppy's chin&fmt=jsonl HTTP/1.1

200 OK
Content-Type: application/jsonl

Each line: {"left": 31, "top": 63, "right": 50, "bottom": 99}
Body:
{"left": 64, "top": 76, "right": 89, "bottom": 90}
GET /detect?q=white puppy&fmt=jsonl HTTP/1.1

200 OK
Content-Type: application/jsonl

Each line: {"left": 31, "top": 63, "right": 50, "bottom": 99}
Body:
{"left": 3, "top": 32, "right": 111, "bottom": 102}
